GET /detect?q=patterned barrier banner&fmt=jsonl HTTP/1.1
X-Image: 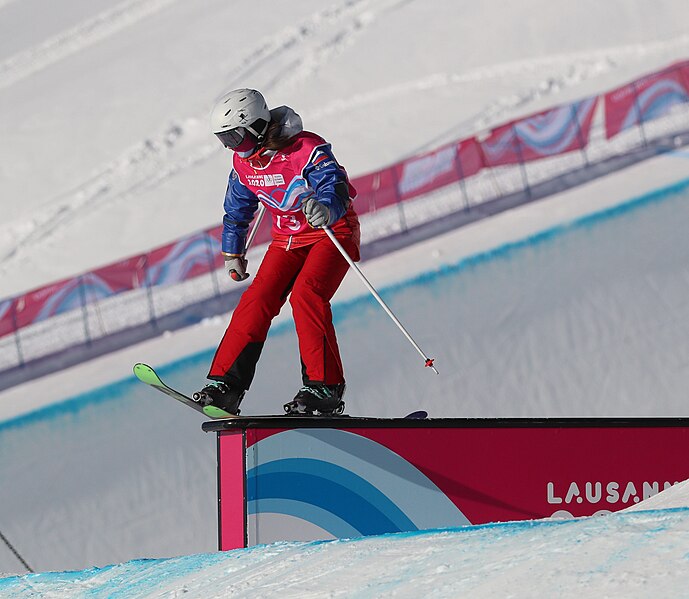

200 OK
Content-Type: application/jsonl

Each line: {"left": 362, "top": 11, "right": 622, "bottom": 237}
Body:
{"left": 396, "top": 143, "right": 457, "bottom": 200}
{"left": 14, "top": 277, "right": 89, "bottom": 329}
{"left": 605, "top": 61, "right": 689, "bottom": 139}
{"left": 2, "top": 60, "right": 687, "bottom": 341}
{"left": 145, "top": 232, "right": 217, "bottom": 287}
{"left": 517, "top": 97, "right": 598, "bottom": 160}
{"left": 395, "top": 138, "right": 483, "bottom": 201}
{"left": 91, "top": 255, "right": 147, "bottom": 292}
{"left": 0, "top": 299, "right": 15, "bottom": 337}
{"left": 216, "top": 422, "right": 689, "bottom": 549}
{"left": 351, "top": 167, "right": 399, "bottom": 215}
{"left": 479, "top": 122, "right": 520, "bottom": 167}
{"left": 455, "top": 137, "right": 484, "bottom": 180}
{"left": 481, "top": 97, "right": 598, "bottom": 166}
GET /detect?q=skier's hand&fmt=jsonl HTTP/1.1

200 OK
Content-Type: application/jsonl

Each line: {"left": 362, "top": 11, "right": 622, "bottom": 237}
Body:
{"left": 302, "top": 197, "right": 331, "bottom": 228}
{"left": 224, "top": 255, "right": 249, "bottom": 282}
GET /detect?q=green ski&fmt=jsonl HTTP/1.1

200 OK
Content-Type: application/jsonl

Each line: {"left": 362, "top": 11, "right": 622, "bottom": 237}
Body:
{"left": 133, "top": 363, "right": 235, "bottom": 419}
{"left": 134, "top": 362, "right": 428, "bottom": 420}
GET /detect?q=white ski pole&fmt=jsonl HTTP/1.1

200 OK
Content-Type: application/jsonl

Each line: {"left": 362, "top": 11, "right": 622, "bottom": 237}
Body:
{"left": 323, "top": 227, "right": 439, "bottom": 374}
{"left": 245, "top": 203, "right": 267, "bottom": 251}
{"left": 227, "top": 204, "right": 266, "bottom": 281}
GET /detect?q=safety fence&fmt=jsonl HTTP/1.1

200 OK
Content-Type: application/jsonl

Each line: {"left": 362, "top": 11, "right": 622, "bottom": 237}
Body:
{"left": 1, "top": 59, "right": 689, "bottom": 377}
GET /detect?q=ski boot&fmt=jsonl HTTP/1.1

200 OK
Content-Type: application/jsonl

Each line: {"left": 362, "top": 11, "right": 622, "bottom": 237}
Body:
{"left": 193, "top": 381, "right": 245, "bottom": 415}
{"left": 284, "top": 383, "right": 346, "bottom": 416}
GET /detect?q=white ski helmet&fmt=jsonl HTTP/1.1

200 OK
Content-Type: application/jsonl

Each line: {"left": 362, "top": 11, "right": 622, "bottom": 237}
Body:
{"left": 210, "top": 88, "right": 271, "bottom": 150}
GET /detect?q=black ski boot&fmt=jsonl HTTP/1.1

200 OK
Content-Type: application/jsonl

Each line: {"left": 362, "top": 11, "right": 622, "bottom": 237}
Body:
{"left": 193, "top": 381, "right": 245, "bottom": 415}
{"left": 284, "top": 383, "right": 346, "bottom": 416}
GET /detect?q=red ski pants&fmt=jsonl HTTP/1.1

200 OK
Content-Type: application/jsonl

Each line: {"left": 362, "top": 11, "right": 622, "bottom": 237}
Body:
{"left": 208, "top": 234, "right": 359, "bottom": 389}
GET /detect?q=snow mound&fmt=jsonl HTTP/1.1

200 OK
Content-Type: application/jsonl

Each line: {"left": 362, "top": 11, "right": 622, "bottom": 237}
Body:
{"left": 3, "top": 506, "right": 689, "bottom": 598}
{"left": 625, "top": 478, "right": 689, "bottom": 512}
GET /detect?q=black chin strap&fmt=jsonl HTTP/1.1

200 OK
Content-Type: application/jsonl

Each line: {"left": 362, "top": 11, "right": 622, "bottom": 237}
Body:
{"left": 245, "top": 118, "right": 270, "bottom": 144}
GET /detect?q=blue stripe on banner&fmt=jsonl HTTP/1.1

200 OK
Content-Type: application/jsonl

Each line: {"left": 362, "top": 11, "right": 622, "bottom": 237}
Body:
{"left": 248, "top": 498, "right": 362, "bottom": 539}
{"left": 247, "top": 458, "right": 417, "bottom": 536}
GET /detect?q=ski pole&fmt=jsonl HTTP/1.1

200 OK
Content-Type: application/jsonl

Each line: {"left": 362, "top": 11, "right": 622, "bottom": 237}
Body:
{"left": 245, "top": 203, "right": 267, "bottom": 251}
{"left": 227, "top": 204, "right": 267, "bottom": 281}
{"left": 323, "top": 227, "right": 439, "bottom": 374}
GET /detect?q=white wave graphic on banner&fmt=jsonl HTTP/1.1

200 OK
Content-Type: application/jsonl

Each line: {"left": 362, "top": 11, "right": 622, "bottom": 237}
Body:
{"left": 246, "top": 429, "right": 469, "bottom": 545}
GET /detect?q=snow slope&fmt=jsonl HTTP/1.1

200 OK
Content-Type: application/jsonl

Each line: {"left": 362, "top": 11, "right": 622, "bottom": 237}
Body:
{"left": 2, "top": 0, "right": 689, "bottom": 297}
{"left": 3, "top": 482, "right": 689, "bottom": 598}
{"left": 3, "top": 0, "right": 689, "bottom": 589}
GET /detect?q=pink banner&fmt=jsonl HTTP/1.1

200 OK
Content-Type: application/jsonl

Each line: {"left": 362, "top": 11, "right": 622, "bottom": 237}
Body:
{"left": 145, "top": 232, "right": 217, "bottom": 286}
{"left": 14, "top": 278, "right": 85, "bottom": 328}
{"left": 2, "top": 60, "right": 685, "bottom": 340}
{"left": 217, "top": 422, "right": 689, "bottom": 549}
{"left": 480, "top": 122, "right": 520, "bottom": 167}
{"left": 0, "top": 299, "right": 16, "bottom": 337}
{"left": 207, "top": 225, "right": 225, "bottom": 270}
{"left": 3, "top": 266, "right": 151, "bottom": 335}
{"left": 605, "top": 61, "right": 689, "bottom": 139}
{"left": 481, "top": 98, "right": 598, "bottom": 166}
{"left": 359, "top": 425, "right": 688, "bottom": 521}
{"left": 516, "top": 98, "right": 598, "bottom": 160}
{"left": 456, "top": 137, "right": 483, "bottom": 180}
{"left": 393, "top": 137, "right": 485, "bottom": 201}
{"left": 218, "top": 431, "right": 246, "bottom": 550}
{"left": 351, "top": 167, "right": 399, "bottom": 215}
{"left": 352, "top": 138, "right": 484, "bottom": 207}
{"left": 395, "top": 143, "right": 458, "bottom": 200}
{"left": 91, "top": 255, "right": 147, "bottom": 292}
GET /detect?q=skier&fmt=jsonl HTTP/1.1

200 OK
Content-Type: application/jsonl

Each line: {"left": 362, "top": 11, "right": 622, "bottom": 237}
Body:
{"left": 195, "top": 89, "right": 360, "bottom": 415}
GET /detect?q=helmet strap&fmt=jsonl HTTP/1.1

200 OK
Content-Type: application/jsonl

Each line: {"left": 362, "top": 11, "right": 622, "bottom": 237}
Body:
{"left": 245, "top": 118, "right": 270, "bottom": 143}
{"left": 237, "top": 118, "right": 271, "bottom": 159}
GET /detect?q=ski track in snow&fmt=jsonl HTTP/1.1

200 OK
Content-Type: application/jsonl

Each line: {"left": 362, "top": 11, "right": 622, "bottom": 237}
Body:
{"left": 0, "top": 119, "right": 219, "bottom": 264}
{"left": 0, "top": 0, "right": 180, "bottom": 90}
{"left": 214, "top": 0, "right": 376, "bottom": 94}
{"left": 312, "top": 32, "right": 689, "bottom": 153}
{"left": 1, "top": 1, "right": 689, "bottom": 286}
{"left": 0, "top": 0, "right": 383, "bottom": 274}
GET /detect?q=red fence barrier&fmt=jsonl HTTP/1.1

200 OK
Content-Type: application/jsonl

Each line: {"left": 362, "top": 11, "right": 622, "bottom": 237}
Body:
{"left": 2, "top": 59, "right": 689, "bottom": 360}
{"left": 604, "top": 60, "right": 689, "bottom": 139}
{"left": 481, "top": 98, "right": 598, "bottom": 166}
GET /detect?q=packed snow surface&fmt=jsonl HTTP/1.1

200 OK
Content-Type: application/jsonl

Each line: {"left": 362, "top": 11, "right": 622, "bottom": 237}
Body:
{"left": 3, "top": 481, "right": 689, "bottom": 598}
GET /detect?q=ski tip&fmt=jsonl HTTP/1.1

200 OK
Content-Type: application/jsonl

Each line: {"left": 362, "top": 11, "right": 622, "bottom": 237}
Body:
{"left": 404, "top": 410, "right": 428, "bottom": 420}
{"left": 133, "top": 363, "right": 160, "bottom": 385}
{"left": 133, "top": 363, "right": 152, "bottom": 375}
